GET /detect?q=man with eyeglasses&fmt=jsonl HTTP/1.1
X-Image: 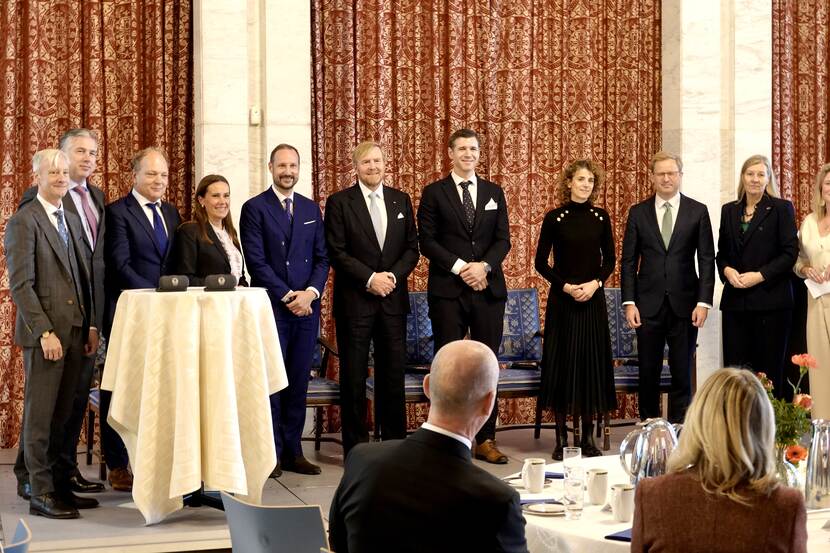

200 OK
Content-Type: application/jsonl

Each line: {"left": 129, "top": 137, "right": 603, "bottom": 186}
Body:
{"left": 620, "top": 151, "right": 715, "bottom": 423}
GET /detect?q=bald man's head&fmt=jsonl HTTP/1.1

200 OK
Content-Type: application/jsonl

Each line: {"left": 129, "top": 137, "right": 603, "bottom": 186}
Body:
{"left": 427, "top": 340, "right": 499, "bottom": 419}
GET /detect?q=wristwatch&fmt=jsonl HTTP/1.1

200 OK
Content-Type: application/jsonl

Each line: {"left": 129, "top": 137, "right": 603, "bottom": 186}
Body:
{"left": 40, "top": 330, "right": 52, "bottom": 339}
{"left": 483, "top": 262, "right": 492, "bottom": 273}
{"left": 596, "top": 279, "right": 603, "bottom": 287}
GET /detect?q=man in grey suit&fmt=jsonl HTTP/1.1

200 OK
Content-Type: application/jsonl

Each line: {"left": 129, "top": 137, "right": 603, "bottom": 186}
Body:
{"left": 5, "top": 149, "right": 99, "bottom": 519}
{"left": 15, "top": 129, "right": 109, "bottom": 501}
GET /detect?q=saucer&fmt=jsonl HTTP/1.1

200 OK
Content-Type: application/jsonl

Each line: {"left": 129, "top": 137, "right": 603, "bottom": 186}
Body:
{"left": 522, "top": 502, "right": 566, "bottom": 516}
{"left": 506, "top": 478, "right": 555, "bottom": 489}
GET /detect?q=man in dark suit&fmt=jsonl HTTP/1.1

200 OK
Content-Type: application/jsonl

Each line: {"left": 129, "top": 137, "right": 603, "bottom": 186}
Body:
{"left": 329, "top": 340, "right": 528, "bottom": 553}
{"left": 417, "top": 128, "right": 511, "bottom": 464}
{"left": 6, "top": 149, "right": 99, "bottom": 518}
{"left": 324, "top": 141, "right": 419, "bottom": 455}
{"left": 15, "top": 129, "right": 108, "bottom": 502}
{"left": 103, "top": 146, "right": 182, "bottom": 490}
{"left": 240, "top": 144, "right": 329, "bottom": 476}
{"left": 620, "top": 151, "right": 715, "bottom": 422}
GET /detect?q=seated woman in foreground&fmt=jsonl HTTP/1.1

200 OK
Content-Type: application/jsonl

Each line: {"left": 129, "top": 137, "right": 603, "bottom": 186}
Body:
{"left": 631, "top": 368, "right": 806, "bottom": 553}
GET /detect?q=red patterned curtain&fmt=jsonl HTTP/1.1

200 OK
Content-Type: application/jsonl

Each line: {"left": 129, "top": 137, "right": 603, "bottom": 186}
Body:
{"left": 0, "top": 0, "right": 193, "bottom": 447}
{"left": 773, "top": 0, "right": 830, "bottom": 223}
{"left": 312, "top": 0, "right": 661, "bottom": 426}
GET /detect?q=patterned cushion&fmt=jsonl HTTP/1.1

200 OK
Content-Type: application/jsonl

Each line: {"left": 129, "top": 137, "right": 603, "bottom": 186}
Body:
{"left": 366, "top": 373, "right": 427, "bottom": 403}
{"left": 614, "top": 363, "right": 672, "bottom": 391}
{"left": 498, "top": 368, "right": 541, "bottom": 392}
{"left": 604, "top": 287, "right": 637, "bottom": 360}
{"left": 406, "top": 292, "right": 434, "bottom": 366}
{"left": 307, "top": 377, "right": 340, "bottom": 403}
{"left": 499, "top": 288, "right": 543, "bottom": 363}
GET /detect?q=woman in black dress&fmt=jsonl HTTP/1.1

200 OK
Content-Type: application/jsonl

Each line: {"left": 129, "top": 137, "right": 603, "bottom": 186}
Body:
{"left": 535, "top": 159, "right": 616, "bottom": 459}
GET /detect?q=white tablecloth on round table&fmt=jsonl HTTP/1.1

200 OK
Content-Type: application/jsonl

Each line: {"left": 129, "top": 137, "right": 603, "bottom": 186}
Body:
{"left": 101, "top": 287, "right": 287, "bottom": 524}
{"left": 524, "top": 455, "right": 830, "bottom": 553}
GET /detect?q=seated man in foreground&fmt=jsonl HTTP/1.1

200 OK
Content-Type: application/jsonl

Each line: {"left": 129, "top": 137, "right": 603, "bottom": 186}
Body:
{"left": 328, "top": 340, "right": 528, "bottom": 553}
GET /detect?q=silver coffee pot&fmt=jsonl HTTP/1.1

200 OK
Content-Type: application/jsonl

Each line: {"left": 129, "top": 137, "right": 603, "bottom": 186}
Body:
{"left": 619, "top": 418, "right": 681, "bottom": 485}
{"left": 805, "top": 419, "right": 830, "bottom": 508}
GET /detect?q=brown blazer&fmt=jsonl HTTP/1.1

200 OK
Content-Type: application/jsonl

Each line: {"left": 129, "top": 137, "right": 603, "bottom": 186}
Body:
{"left": 631, "top": 471, "right": 806, "bottom": 553}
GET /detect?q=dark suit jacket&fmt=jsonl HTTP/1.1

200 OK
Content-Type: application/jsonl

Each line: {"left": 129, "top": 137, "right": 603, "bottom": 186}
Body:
{"left": 5, "top": 199, "right": 94, "bottom": 346}
{"left": 620, "top": 194, "right": 715, "bottom": 318}
{"left": 170, "top": 221, "right": 248, "bottom": 286}
{"left": 716, "top": 195, "right": 799, "bottom": 311}
{"left": 239, "top": 188, "right": 329, "bottom": 320}
{"left": 328, "top": 428, "right": 528, "bottom": 553}
{"left": 20, "top": 183, "right": 106, "bottom": 328}
{"left": 417, "top": 174, "right": 511, "bottom": 299}
{"left": 103, "top": 192, "right": 181, "bottom": 335}
{"left": 631, "top": 471, "right": 806, "bottom": 553}
{"left": 324, "top": 184, "right": 419, "bottom": 317}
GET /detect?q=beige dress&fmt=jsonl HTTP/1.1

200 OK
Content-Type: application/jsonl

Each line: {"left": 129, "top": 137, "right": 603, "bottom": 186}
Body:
{"left": 795, "top": 212, "right": 830, "bottom": 419}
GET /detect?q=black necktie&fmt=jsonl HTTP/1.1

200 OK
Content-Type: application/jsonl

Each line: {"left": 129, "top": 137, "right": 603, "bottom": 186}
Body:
{"left": 147, "top": 203, "right": 169, "bottom": 252}
{"left": 459, "top": 180, "right": 475, "bottom": 229}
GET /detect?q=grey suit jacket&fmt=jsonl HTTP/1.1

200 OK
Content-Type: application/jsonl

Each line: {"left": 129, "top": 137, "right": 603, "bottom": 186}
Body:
{"left": 19, "top": 184, "right": 106, "bottom": 328}
{"left": 5, "top": 199, "right": 94, "bottom": 347}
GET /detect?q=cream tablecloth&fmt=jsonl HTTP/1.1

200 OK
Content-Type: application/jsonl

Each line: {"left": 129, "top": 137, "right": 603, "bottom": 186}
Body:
{"left": 101, "top": 287, "right": 287, "bottom": 524}
{"left": 524, "top": 455, "right": 830, "bottom": 553}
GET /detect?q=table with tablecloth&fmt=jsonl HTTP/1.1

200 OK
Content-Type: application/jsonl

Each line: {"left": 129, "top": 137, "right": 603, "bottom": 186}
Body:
{"left": 523, "top": 455, "right": 830, "bottom": 553}
{"left": 101, "top": 287, "right": 287, "bottom": 524}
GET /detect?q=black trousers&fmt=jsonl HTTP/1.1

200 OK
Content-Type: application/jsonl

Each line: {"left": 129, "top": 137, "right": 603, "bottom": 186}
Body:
{"left": 429, "top": 289, "right": 505, "bottom": 443}
{"left": 722, "top": 308, "right": 792, "bottom": 398}
{"left": 636, "top": 297, "right": 697, "bottom": 423}
{"left": 336, "top": 310, "right": 407, "bottom": 455}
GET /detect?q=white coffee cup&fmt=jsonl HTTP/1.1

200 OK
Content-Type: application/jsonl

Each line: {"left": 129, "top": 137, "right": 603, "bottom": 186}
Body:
{"left": 611, "top": 483, "right": 635, "bottom": 522}
{"left": 586, "top": 468, "right": 608, "bottom": 505}
{"left": 521, "top": 458, "right": 546, "bottom": 493}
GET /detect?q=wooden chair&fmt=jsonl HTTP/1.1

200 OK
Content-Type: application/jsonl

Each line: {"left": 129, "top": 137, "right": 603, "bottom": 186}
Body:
{"left": 85, "top": 387, "right": 107, "bottom": 481}
{"left": 304, "top": 336, "right": 340, "bottom": 450}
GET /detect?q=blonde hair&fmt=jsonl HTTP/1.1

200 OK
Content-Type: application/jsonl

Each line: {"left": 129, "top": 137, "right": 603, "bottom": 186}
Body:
{"left": 812, "top": 163, "right": 830, "bottom": 219}
{"left": 668, "top": 368, "right": 778, "bottom": 504}
{"left": 352, "top": 141, "right": 385, "bottom": 165}
{"left": 131, "top": 146, "right": 168, "bottom": 173}
{"left": 649, "top": 151, "right": 683, "bottom": 173}
{"left": 736, "top": 155, "right": 780, "bottom": 202}
{"left": 558, "top": 159, "right": 605, "bottom": 203}
{"left": 31, "top": 149, "right": 69, "bottom": 173}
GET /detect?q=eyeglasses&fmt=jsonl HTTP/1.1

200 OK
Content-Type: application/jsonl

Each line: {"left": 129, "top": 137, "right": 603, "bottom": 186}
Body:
{"left": 653, "top": 171, "right": 681, "bottom": 179}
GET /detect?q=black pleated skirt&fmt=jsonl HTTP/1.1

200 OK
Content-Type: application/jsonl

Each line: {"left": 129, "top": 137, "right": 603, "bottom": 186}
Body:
{"left": 539, "top": 289, "right": 617, "bottom": 415}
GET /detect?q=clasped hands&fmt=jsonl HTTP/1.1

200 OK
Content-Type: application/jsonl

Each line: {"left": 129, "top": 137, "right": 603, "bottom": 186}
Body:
{"left": 286, "top": 289, "right": 316, "bottom": 316}
{"left": 368, "top": 272, "right": 396, "bottom": 297}
{"left": 460, "top": 262, "right": 488, "bottom": 291}
{"left": 563, "top": 280, "right": 600, "bottom": 302}
{"left": 723, "top": 267, "right": 764, "bottom": 289}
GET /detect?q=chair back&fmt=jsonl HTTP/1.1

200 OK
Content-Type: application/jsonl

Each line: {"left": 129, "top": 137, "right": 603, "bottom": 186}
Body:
{"left": 2, "top": 518, "right": 32, "bottom": 553}
{"left": 221, "top": 492, "right": 327, "bottom": 553}
{"left": 406, "top": 291, "right": 434, "bottom": 365}
{"left": 500, "top": 288, "right": 542, "bottom": 362}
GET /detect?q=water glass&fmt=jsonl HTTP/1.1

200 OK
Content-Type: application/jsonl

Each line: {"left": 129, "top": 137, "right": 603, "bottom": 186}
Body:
{"left": 563, "top": 446, "right": 582, "bottom": 471}
{"left": 564, "top": 466, "right": 585, "bottom": 520}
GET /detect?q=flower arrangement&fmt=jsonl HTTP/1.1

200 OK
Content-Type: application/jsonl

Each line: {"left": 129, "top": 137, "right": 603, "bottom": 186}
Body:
{"left": 757, "top": 353, "right": 817, "bottom": 451}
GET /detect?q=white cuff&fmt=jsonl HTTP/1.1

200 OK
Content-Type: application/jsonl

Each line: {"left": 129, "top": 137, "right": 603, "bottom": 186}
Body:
{"left": 450, "top": 258, "right": 466, "bottom": 275}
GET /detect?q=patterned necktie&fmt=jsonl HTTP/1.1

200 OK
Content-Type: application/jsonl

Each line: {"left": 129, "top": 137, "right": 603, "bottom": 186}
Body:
{"left": 55, "top": 208, "right": 69, "bottom": 248}
{"left": 459, "top": 180, "right": 475, "bottom": 229}
{"left": 284, "top": 198, "right": 293, "bottom": 223}
{"left": 146, "top": 202, "right": 169, "bottom": 252}
{"left": 72, "top": 186, "right": 98, "bottom": 246}
{"left": 369, "top": 192, "right": 385, "bottom": 249}
{"left": 661, "top": 201, "right": 673, "bottom": 248}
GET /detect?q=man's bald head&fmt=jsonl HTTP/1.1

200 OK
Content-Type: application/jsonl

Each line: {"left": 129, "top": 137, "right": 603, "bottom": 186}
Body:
{"left": 427, "top": 340, "right": 499, "bottom": 419}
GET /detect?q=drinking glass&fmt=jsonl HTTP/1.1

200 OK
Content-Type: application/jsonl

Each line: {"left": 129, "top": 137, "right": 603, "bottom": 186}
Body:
{"left": 564, "top": 466, "right": 585, "bottom": 520}
{"left": 563, "top": 446, "right": 582, "bottom": 471}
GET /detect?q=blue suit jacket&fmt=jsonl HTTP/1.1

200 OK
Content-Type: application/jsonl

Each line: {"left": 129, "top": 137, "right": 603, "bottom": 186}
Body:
{"left": 239, "top": 188, "right": 329, "bottom": 319}
{"left": 103, "top": 192, "right": 182, "bottom": 335}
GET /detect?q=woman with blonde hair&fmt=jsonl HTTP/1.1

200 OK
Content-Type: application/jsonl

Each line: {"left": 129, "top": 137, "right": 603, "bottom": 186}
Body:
{"left": 716, "top": 155, "right": 799, "bottom": 397}
{"left": 794, "top": 163, "right": 830, "bottom": 418}
{"left": 631, "top": 368, "right": 806, "bottom": 552}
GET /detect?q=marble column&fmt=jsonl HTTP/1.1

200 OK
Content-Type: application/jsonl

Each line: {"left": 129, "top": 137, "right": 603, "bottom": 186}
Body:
{"left": 661, "top": 0, "right": 772, "bottom": 384}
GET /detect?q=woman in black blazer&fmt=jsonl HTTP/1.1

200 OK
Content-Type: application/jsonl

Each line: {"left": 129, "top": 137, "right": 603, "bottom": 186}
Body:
{"left": 716, "top": 155, "right": 798, "bottom": 397}
{"left": 171, "top": 174, "right": 248, "bottom": 286}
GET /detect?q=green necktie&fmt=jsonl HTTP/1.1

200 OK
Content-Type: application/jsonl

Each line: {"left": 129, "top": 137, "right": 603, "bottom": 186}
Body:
{"left": 661, "top": 202, "right": 673, "bottom": 248}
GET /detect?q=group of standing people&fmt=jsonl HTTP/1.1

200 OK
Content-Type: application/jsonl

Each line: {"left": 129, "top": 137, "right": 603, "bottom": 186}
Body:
{"left": 535, "top": 150, "right": 830, "bottom": 460}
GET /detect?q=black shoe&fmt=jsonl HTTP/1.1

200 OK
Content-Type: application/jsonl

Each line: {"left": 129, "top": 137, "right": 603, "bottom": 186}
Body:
{"left": 552, "top": 443, "right": 564, "bottom": 461}
{"left": 30, "top": 493, "right": 80, "bottom": 519}
{"left": 70, "top": 473, "right": 105, "bottom": 493}
{"left": 56, "top": 490, "right": 99, "bottom": 509}
{"left": 581, "top": 442, "right": 603, "bottom": 458}
{"left": 281, "top": 456, "right": 321, "bottom": 475}
{"left": 17, "top": 480, "right": 31, "bottom": 501}
{"left": 270, "top": 461, "right": 282, "bottom": 478}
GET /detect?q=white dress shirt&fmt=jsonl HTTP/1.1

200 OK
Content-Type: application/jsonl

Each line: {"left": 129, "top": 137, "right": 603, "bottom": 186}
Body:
{"left": 358, "top": 181, "right": 395, "bottom": 289}
{"left": 270, "top": 185, "right": 320, "bottom": 302}
{"left": 68, "top": 179, "right": 99, "bottom": 247}
{"left": 450, "top": 172, "right": 478, "bottom": 274}
{"left": 421, "top": 422, "right": 472, "bottom": 450}
{"left": 35, "top": 193, "right": 61, "bottom": 232}
{"left": 131, "top": 188, "right": 168, "bottom": 234}
{"left": 210, "top": 223, "right": 244, "bottom": 281}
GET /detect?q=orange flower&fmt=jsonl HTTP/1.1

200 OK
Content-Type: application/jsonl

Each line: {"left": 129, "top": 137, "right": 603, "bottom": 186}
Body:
{"left": 786, "top": 444, "right": 808, "bottom": 464}
{"left": 794, "top": 394, "right": 813, "bottom": 410}
{"left": 792, "top": 354, "right": 818, "bottom": 370}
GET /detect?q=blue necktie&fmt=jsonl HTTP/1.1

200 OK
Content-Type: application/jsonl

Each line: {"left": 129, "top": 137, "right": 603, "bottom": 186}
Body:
{"left": 55, "top": 208, "right": 69, "bottom": 248}
{"left": 147, "top": 202, "right": 169, "bottom": 252}
{"left": 284, "top": 198, "right": 293, "bottom": 223}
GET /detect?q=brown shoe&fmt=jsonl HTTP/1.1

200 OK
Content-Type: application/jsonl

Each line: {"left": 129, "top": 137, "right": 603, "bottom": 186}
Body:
{"left": 474, "top": 439, "right": 508, "bottom": 464}
{"left": 108, "top": 467, "right": 133, "bottom": 492}
{"left": 281, "top": 456, "right": 321, "bottom": 475}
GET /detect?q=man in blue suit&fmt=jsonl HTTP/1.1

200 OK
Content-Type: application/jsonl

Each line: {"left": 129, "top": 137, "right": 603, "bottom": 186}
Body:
{"left": 240, "top": 144, "right": 329, "bottom": 476}
{"left": 102, "top": 147, "right": 182, "bottom": 490}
